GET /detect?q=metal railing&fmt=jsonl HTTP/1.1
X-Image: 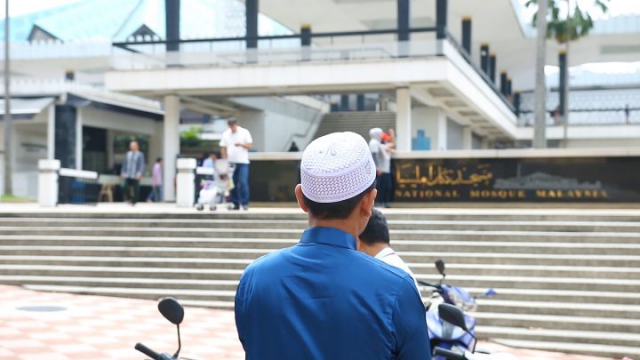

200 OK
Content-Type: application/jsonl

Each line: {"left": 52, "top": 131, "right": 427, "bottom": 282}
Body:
{"left": 57, "top": 168, "right": 100, "bottom": 205}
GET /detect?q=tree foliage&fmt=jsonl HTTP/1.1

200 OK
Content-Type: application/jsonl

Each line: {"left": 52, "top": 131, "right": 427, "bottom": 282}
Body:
{"left": 526, "top": 0, "right": 610, "bottom": 43}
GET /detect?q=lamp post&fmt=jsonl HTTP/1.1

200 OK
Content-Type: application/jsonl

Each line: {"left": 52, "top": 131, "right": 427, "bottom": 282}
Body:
{"left": 3, "top": 0, "right": 12, "bottom": 196}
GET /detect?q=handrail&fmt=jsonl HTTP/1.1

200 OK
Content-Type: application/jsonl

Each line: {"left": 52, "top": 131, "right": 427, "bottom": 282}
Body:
{"left": 112, "top": 27, "right": 438, "bottom": 47}
{"left": 282, "top": 96, "right": 330, "bottom": 152}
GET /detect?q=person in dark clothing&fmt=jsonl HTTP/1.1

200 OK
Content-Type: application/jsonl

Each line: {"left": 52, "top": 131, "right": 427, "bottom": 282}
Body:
{"left": 120, "top": 141, "right": 146, "bottom": 205}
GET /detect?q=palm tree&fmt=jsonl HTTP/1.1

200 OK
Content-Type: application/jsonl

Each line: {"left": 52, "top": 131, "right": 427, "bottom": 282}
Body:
{"left": 526, "top": 0, "right": 610, "bottom": 147}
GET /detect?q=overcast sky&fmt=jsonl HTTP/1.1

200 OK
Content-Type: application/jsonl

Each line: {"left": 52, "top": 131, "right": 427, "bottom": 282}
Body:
{"left": 2, "top": 0, "right": 640, "bottom": 18}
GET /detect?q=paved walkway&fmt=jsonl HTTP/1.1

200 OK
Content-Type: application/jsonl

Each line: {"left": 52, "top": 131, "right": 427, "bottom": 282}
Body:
{"left": 0, "top": 285, "right": 616, "bottom": 360}
{"left": 2, "top": 202, "right": 640, "bottom": 215}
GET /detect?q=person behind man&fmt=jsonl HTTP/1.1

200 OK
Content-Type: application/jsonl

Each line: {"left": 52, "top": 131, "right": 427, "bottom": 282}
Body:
{"left": 220, "top": 119, "right": 253, "bottom": 210}
{"left": 235, "top": 132, "right": 430, "bottom": 360}
{"left": 369, "top": 127, "right": 394, "bottom": 208}
{"left": 120, "top": 141, "right": 145, "bottom": 205}
{"left": 146, "top": 158, "right": 162, "bottom": 202}
{"left": 360, "top": 208, "right": 419, "bottom": 291}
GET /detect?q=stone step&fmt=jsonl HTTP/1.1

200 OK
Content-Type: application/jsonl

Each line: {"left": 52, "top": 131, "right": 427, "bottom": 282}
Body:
{"left": 475, "top": 312, "right": 640, "bottom": 334}
{"left": 477, "top": 326, "right": 640, "bottom": 349}
{"left": 476, "top": 299, "right": 640, "bottom": 320}
{"left": 463, "top": 287, "right": 640, "bottom": 305}
{"left": 3, "top": 226, "right": 640, "bottom": 243}
{"left": 6, "top": 210, "right": 640, "bottom": 222}
{"left": 2, "top": 248, "right": 638, "bottom": 279}
{"left": 3, "top": 218, "right": 640, "bottom": 232}
{"left": 2, "top": 240, "right": 639, "bottom": 256}
{"left": 491, "top": 338, "right": 640, "bottom": 358}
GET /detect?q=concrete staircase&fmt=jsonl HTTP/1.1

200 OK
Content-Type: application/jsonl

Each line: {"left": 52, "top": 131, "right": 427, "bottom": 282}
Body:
{"left": 0, "top": 210, "right": 639, "bottom": 358}
{"left": 314, "top": 111, "right": 396, "bottom": 140}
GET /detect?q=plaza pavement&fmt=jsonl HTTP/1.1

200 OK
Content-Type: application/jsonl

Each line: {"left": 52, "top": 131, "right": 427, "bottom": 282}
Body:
{"left": 0, "top": 285, "right": 617, "bottom": 360}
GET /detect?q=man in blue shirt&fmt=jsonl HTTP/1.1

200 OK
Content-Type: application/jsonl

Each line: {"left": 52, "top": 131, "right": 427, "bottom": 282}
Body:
{"left": 235, "top": 132, "right": 430, "bottom": 359}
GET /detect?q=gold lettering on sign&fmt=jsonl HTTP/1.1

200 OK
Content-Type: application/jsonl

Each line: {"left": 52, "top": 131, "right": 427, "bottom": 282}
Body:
{"left": 396, "top": 163, "right": 493, "bottom": 187}
{"left": 535, "top": 190, "right": 609, "bottom": 199}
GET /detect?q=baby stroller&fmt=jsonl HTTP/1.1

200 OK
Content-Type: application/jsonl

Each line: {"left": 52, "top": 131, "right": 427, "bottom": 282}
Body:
{"left": 196, "top": 159, "right": 232, "bottom": 211}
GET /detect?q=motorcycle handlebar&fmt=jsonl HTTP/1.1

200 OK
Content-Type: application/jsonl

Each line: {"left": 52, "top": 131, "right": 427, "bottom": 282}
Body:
{"left": 418, "top": 280, "right": 441, "bottom": 289}
{"left": 434, "top": 347, "right": 466, "bottom": 360}
{"left": 135, "top": 343, "right": 161, "bottom": 360}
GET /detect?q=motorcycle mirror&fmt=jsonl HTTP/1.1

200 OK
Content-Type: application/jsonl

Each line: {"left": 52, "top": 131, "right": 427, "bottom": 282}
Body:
{"left": 485, "top": 288, "right": 497, "bottom": 297}
{"left": 158, "top": 297, "right": 184, "bottom": 325}
{"left": 438, "top": 303, "right": 468, "bottom": 332}
{"left": 435, "top": 259, "right": 446, "bottom": 276}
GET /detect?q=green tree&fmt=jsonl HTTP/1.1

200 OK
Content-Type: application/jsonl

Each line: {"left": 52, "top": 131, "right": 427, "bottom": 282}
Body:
{"left": 526, "top": 0, "right": 610, "bottom": 147}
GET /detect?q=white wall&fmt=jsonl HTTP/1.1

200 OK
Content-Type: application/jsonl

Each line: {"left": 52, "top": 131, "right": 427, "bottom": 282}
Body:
{"left": 412, "top": 107, "right": 446, "bottom": 151}
{"left": 567, "top": 139, "right": 640, "bottom": 148}
{"left": 81, "top": 106, "right": 157, "bottom": 135}
{"left": 447, "top": 119, "right": 464, "bottom": 150}
{"left": 232, "top": 97, "right": 325, "bottom": 152}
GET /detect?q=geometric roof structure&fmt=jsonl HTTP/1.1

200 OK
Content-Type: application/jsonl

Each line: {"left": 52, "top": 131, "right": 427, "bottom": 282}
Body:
{"left": 0, "top": 0, "right": 292, "bottom": 42}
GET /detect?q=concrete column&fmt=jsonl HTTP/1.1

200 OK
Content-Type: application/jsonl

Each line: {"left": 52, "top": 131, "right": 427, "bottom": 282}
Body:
{"left": 340, "top": 95, "right": 350, "bottom": 111}
{"left": 356, "top": 94, "right": 366, "bottom": 111}
{"left": 395, "top": 87, "right": 411, "bottom": 152}
{"left": 480, "top": 44, "right": 489, "bottom": 75}
{"left": 301, "top": 25, "right": 311, "bottom": 61}
{"left": 175, "top": 158, "right": 196, "bottom": 208}
{"left": 436, "top": 112, "right": 447, "bottom": 151}
{"left": 246, "top": 0, "right": 258, "bottom": 63}
{"left": 76, "top": 108, "right": 83, "bottom": 170}
{"left": 397, "top": 0, "right": 410, "bottom": 57}
{"left": 436, "top": 0, "right": 448, "bottom": 40}
{"left": 500, "top": 72, "right": 508, "bottom": 96}
{"left": 106, "top": 130, "right": 114, "bottom": 170}
{"left": 559, "top": 50, "right": 567, "bottom": 118}
{"left": 462, "top": 127, "right": 473, "bottom": 150}
{"left": 47, "top": 105, "right": 55, "bottom": 160}
{"left": 165, "top": 0, "right": 180, "bottom": 52}
{"left": 163, "top": 95, "right": 180, "bottom": 202}
{"left": 38, "top": 159, "right": 60, "bottom": 207}
{"left": 461, "top": 17, "right": 471, "bottom": 55}
{"left": 489, "top": 53, "right": 496, "bottom": 84}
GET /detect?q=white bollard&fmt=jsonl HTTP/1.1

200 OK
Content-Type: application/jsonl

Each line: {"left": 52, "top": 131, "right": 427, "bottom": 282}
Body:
{"left": 38, "top": 159, "right": 60, "bottom": 207}
{"left": 176, "top": 158, "right": 197, "bottom": 208}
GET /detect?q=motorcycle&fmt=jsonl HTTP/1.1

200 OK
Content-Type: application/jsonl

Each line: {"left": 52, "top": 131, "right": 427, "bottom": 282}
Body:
{"left": 432, "top": 303, "right": 494, "bottom": 360}
{"left": 418, "top": 259, "right": 497, "bottom": 360}
{"left": 135, "top": 297, "right": 196, "bottom": 360}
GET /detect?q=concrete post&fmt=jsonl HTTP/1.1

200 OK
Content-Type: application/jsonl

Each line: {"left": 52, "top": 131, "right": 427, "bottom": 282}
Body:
{"left": 47, "top": 105, "right": 55, "bottom": 160}
{"left": 436, "top": 112, "right": 447, "bottom": 151}
{"left": 176, "top": 158, "right": 196, "bottom": 208}
{"left": 480, "top": 44, "right": 489, "bottom": 75}
{"left": 395, "top": 87, "right": 411, "bottom": 152}
{"left": 163, "top": 95, "right": 180, "bottom": 202}
{"left": 38, "top": 159, "right": 60, "bottom": 207}
{"left": 461, "top": 17, "right": 471, "bottom": 55}
{"left": 462, "top": 127, "right": 473, "bottom": 149}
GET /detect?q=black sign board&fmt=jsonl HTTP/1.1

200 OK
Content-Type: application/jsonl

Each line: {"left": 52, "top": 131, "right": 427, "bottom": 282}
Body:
{"left": 248, "top": 156, "right": 640, "bottom": 203}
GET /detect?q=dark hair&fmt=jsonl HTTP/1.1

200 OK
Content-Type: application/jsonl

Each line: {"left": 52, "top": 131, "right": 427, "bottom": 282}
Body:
{"left": 227, "top": 118, "right": 238, "bottom": 126}
{"left": 302, "top": 181, "right": 375, "bottom": 220}
{"left": 156, "top": 157, "right": 162, "bottom": 163}
{"left": 359, "top": 208, "right": 390, "bottom": 245}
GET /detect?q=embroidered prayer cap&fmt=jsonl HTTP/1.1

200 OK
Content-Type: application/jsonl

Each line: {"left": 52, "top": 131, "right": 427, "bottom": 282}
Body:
{"left": 300, "top": 132, "right": 377, "bottom": 203}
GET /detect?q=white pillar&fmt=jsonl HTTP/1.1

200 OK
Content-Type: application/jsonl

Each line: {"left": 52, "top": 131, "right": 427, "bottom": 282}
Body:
{"left": 462, "top": 127, "right": 473, "bottom": 150}
{"left": 163, "top": 95, "right": 180, "bottom": 202}
{"left": 38, "top": 159, "right": 60, "bottom": 207}
{"left": 436, "top": 112, "right": 447, "bottom": 151}
{"left": 176, "top": 158, "right": 196, "bottom": 208}
{"left": 76, "top": 108, "right": 83, "bottom": 170}
{"left": 47, "top": 105, "right": 55, "bottom": 160}
{"left": 395, "top": 87, "right": 412, "bottom": 152}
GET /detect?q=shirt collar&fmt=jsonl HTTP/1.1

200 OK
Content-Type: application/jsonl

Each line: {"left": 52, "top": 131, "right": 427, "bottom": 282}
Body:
{"left": 300, "top": 227, "right": 357, "bottom": 250}
{"left": 374, "top": 247, "right": 395, "bottom": 259}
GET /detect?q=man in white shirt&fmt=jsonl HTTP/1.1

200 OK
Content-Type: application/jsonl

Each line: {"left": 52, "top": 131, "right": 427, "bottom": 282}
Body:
{"left": 369, "top": 128, "right": 395, "bottom": 208}
{"left": 358, "top": 208, "right": 419, "bottom": 291}
{"left": 220, "top": 119, "right": 253, "bottom": 210}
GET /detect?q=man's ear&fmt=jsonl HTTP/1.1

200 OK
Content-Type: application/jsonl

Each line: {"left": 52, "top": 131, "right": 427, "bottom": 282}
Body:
{"left": 295, "top": 185, "right": 309, "bottom": 213}
{"left": 361, "top": 188, "right": 377, "bottom": 217}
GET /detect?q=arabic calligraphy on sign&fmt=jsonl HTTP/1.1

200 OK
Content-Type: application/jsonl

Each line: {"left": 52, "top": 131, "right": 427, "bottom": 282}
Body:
{"left": 395, "top": 162, "right": 494, "bottom": 187}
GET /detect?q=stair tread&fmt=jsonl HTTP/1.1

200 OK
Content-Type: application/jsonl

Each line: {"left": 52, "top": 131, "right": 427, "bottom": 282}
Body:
{"left": 477, "top": 326, "right": 640, "bottom": 342}
{"left": 492, "top": 338, "right": 640, "bottom": 356}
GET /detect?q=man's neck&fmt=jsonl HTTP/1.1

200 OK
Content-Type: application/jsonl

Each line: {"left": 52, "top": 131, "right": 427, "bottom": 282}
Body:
{"left": 361, "top": 243, "right": 389, "bottom": 257}
{"left": 308, "top": 218, "right": 359, "bottom": 241}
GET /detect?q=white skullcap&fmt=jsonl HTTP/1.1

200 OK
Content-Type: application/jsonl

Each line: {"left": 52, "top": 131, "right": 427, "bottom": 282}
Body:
{"left": 301, "top": 132, "right": 377, "bottom": 203}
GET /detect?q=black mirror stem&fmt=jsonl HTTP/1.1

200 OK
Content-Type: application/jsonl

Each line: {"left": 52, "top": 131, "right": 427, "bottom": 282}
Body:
{"left": 173, "top": 324, "right": 182, "bottom": 359}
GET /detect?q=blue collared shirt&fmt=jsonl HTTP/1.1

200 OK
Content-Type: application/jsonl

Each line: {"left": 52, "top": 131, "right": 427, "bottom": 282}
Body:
{"left": 235, "top": 227, "right": 431, "bottom": 360}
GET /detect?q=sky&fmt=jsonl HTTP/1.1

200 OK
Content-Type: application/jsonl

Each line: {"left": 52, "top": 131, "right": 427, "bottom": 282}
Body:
{"left": 518, "top": 0, "right": 640, "bottom": 21}
{"left": 3, "top": 0, "right": 640, "bottom": 18}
